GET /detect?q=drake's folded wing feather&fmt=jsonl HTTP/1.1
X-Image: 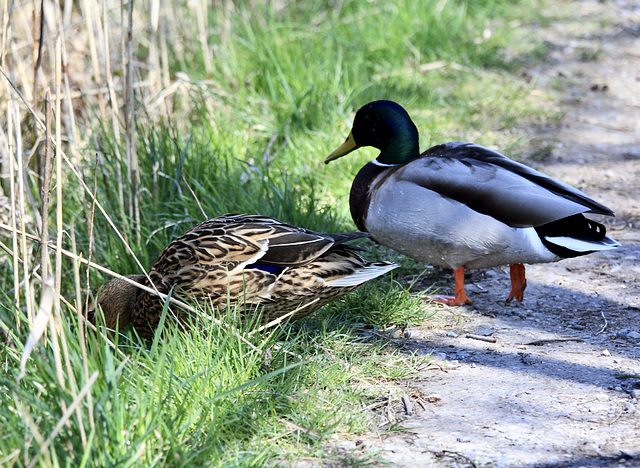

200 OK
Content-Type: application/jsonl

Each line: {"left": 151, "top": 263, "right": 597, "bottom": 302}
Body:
{"left": 424, "top": 142, "right": 614, "bottom": 217}
{"left": 402, "top": 147, "right": 611, "bottom": 228}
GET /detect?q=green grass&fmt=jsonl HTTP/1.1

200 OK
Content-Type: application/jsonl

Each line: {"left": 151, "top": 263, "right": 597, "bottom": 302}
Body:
{"left": 0, "top": 285, "right": 429, "bottom": 466}
{"left": 0, "top": 0, "right": 560, "bottom": 465}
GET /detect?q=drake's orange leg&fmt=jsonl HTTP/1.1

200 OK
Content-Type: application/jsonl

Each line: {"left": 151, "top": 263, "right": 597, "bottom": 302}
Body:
{"left": 506, "top": 263, "right": 526, "bottom": 303}
{"left": 428, "top": 266, "right": 472, "bottom": 306}
{"left": 452, "top": 266, "right": 472, "bottom": 305}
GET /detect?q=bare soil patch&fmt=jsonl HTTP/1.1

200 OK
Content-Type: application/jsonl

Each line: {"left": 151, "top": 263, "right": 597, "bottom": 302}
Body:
{"left": 318, "top": 2, "right": 640, "bottom": 467}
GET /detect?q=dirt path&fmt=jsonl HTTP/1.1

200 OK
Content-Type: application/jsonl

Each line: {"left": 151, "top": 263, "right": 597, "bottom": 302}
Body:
{"left": 326, "top": 2, "right": 640, "bottom": 467}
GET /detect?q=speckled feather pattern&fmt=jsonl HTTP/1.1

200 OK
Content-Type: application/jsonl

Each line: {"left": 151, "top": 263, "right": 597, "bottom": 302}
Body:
{"left": 130, "top": 214, "right": 397, "bottom": 339}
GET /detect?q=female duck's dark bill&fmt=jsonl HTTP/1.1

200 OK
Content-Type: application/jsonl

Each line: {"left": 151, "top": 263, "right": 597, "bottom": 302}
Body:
{"left": 325, "top": 132, "right": 358, "bottom": 163}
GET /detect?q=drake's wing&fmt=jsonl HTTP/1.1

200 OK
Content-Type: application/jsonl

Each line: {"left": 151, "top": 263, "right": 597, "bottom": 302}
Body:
{"left": 399, "top": 142, "right": 614, "bottom": 228}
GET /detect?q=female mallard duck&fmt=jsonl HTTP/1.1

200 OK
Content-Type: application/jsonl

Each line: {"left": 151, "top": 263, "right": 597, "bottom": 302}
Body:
{"left": 89, "top": 214, "right": 398, "bottom": 339}
{"left": 324, "top": 100, "right": 619, "bottom": 306}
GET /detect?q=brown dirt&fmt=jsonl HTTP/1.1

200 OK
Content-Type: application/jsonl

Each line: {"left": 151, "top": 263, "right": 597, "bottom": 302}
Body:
{"left": 319, "top": 2, "right": 640, "bottom": 467}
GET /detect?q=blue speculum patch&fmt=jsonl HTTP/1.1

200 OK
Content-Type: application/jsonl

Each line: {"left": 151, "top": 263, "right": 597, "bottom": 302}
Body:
{"left": 247, "top": 264, "right": 286, "bottom": 275}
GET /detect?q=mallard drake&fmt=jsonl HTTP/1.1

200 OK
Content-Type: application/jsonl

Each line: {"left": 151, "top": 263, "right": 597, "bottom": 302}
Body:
{"left": 324, "top": 100, "right": 619, "bottom": 306}
{"left": 89, "top": 214, "right": 398, "bottom": 339}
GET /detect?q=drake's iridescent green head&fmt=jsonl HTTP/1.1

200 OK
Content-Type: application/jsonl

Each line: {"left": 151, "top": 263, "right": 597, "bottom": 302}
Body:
{"left": 325, "top": 100, "right": 420, "bottom": 165}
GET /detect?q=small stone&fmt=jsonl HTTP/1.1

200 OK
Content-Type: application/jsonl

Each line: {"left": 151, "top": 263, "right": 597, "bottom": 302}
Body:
{"left": 336, "top": 440, "right": 357, "bottom": 451}
{"left": 457, "top": 436, "right": 472, "bottom": 443}
{"left": 601, "top": 349, "right": 611, "bottom": 356}
{"left": 617, "top": 328, "right": 630, "bottom": 337}
{"left": 405, "top": 330, "right": 420, "bottom": 339}
{"left": 474, "top": 327, "right": 495, "bottom": 336}
{"left": 631, "top": 389, "right": 640, "bottom": 399}
{"left": 627, "top": 331, "right": 640, "bottom": 340}
{"left": 446, "top": 331, "right": 459, "bottom": 338}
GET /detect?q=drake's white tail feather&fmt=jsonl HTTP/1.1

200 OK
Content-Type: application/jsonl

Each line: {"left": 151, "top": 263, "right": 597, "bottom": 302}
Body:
{"left": 544, "top": 235, "right": 620, "bottom": 252}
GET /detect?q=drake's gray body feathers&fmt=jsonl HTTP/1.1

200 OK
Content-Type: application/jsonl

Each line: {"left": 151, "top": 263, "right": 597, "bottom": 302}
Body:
{"left": 326, "top": 100, "right": 619, "bottom": 304}
{"left": 355, "top": 142, "right": 617, "bottom": 270}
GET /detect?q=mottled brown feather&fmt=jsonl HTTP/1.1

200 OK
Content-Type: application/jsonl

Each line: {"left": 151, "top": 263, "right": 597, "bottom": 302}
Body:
{"left": 90, "top": 214, "right": 397, "bottom": 340}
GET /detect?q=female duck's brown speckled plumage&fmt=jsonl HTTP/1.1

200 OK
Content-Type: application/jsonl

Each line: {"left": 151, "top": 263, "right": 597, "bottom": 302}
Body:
{"left": 89, "top": 214, "right": 398, "bottom": 339}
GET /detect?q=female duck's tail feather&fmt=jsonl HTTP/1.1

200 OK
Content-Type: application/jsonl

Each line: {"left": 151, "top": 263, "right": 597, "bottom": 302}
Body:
{"left": 325, "top": 263, "right": 398, "bottom": 287}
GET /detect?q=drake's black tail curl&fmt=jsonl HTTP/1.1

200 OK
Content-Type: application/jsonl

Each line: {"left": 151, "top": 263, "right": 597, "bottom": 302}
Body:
{"left": 584, "top": 218, "right": 606, "bottom": 241}
{"left": 535, "top": 214, "right": 608, "bottom": 258}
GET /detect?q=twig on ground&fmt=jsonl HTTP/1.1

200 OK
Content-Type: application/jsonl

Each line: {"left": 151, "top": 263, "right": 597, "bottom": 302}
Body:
{"left": 465, "top": 333, "right": 497, "bottom": 343}
{"left": 437, "top": 450, "right": 478, "bottom": 468}
{"left": 525, "top": 337, "right": 584, "bottom": 346}
{"left": 401, "top": 395, "right": 413, "bottom": 415}
{"left": 416, "top": 399, "right": 428, "bottom": 411}
{"left": 595, "top": 309, "right": 608, "bottom": 336}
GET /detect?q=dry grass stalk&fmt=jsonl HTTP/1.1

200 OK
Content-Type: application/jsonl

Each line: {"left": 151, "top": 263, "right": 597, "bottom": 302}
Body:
{"left": 71, "top": 225, "right": 96, "bottom": 431}
{"left": 125, "top": 0, "right": 140, "bottom": 246}
{"left": 52, "top": 36, "right": 89, "bottom": 449}
{"left": 195, "top": 0, "right": 213, "bottom": 74}
{"left": 84, "top": 162, "right": 98, "bottom": 319}
{"left": 41, "top": 87, "right": 52, "bottom": 283}
{"left": 7, "top": 100, "right": 22, "bottom": 321}
{"left": 41, "top": 80, "right": 69, "bottom": 429}
{"left": 14, "top": 100, "right": 35, "bottom": 325}
{"left": 54, "top": 37, "right": 63, "bottom": 313}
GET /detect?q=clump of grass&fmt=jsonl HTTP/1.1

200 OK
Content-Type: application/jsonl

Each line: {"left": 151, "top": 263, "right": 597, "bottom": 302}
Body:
{"left": 316, "top": 278, "right": 430, "bottom": 330}
{"left": 577, "top": 47, "right": 602, "bottom": 62}
{"left": 0, "top": 283, "right": 432, "bottom": 466}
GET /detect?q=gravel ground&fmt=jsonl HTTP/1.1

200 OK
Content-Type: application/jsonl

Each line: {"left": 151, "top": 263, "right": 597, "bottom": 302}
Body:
{"left": 313, "top": 2, "right": 640, "bottom": 467}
